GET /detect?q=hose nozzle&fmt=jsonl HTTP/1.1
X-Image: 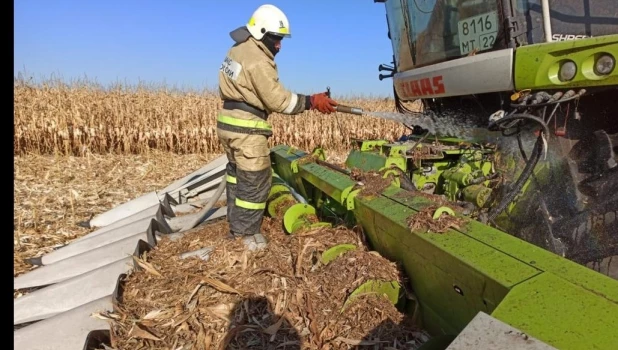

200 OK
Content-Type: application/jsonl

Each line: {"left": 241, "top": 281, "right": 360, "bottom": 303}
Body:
{"left": 326, "top": 86, "right": 364, "bottom": 115}
{"left": 335, "top": 105, "right": 364, "bottom": 115}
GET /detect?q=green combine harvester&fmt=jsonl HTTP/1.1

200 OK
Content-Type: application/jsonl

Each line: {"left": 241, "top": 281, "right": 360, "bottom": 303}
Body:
{"left": 13, "top": 1, "right": 618, "bottom": 349}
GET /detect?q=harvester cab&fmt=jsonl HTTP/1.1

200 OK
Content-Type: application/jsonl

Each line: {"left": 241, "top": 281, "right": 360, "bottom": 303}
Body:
{"left": 370, "top": 0, "right": 618, "bottom": 265}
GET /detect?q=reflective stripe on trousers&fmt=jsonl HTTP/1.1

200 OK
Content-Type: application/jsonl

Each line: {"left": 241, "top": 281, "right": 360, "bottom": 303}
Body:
{"left": 228, "top": 172, "right": 266, "bottom": 209}
{"left": 217, "top": 115, "right": 272, "bottom": 131}
{"left": 235, "top": 198, "right": 266, "bottom": 210}
{"left": 228, "top": 167, "right": 271, "bottom": 235}
{"left": 217, "top": 121, "right": 271, "bottom": 236}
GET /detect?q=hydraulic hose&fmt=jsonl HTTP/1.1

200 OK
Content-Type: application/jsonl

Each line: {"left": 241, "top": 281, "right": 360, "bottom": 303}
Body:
{"left": 486, "top": 113, "right": 548, "bottom": 222}
{"left": 385, "top": 166, "right": 418, "bottom": 192}
{"left": 487, "top": 134, "right": 543, "bottom": 222}
{"left": 488, "top": 113, "right": 550, "bottom": 140}
{"left": 180, "top": 175, "right": 227, "bottom": 231}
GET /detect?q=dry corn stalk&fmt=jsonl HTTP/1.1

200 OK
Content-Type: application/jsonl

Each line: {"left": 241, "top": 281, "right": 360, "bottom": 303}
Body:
{"left": 14, "top": 76, "right": 418, "bottom": 156}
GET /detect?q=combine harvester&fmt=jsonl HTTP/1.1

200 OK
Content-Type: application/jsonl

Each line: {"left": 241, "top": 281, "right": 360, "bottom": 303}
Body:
{"left": 14, "top": 0, "right": 618, "bottom": 349}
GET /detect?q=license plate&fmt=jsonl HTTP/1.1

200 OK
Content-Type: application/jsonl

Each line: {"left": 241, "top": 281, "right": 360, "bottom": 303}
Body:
{"left": 458, "top": 11, "right": 499, "bottom": 55}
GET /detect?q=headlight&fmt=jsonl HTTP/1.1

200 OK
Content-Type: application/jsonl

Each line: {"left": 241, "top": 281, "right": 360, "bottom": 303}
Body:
{"left": 595, "top": 54, "right": 615, "bottom": 75}
{"left": 558, "top": 60, "right": 577, "bottom": 81}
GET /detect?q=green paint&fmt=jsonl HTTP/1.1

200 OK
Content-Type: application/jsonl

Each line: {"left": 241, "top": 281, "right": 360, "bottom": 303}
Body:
{"left": 461, "top": 185, "right": 492, "bottom": 208}
{"left": 492, "top": 152, "right": 554, "bottom": 232}
{"left": 514, "top": 34, "right": 618, "bottom": 90}
{"left": 322, "top": 182, "right": 543, "bottom": 334}
{"left": 366, "top": 191, "right": 541, "bottom": 287}
{"left": 310, "top": 146, "right": 327, "bottom": 161}
{"left": 266, "top": 189, "right": 293, "bottom": 217}
{"left": 269, "top": 144, "right": 618, "bottom": 347}
{"left": 345, "top": 188, "right": 361, "bottom": 210}
{"left": 320, "top": 244, "right": 357, "bottom": 265}
{"left": 356, "top": 139, "right": 388, "bottom": 152}
{"left": 432, "top": 206, "right": 455, "bottom": 219}
{"left": 266, "top": 182, "right": 293, "bottom": 215}
{"left": 342, "top": 280, "right": 402, "bottom": 311}
{"left": 282, "top": 203, "right": 331, "bottom": 234}
{"left": 300, "top": 163, "right": 358, "bottom": 203}
{"left": 385, "top": 145, "right": 408, "bottom": 171}
{"left": 271, "top": 145, "right": 312, "bottom": 200}
{"left": 344, "top": 140, "right": 496, "bottom": 207}
{"left": 441, "top": 150, "right": 494, "bottom": 203}
{"left": 385, "top": 155, "right": 406, "bottom": 171}
{"left": 492, "top": 273, "right": 618, "bottom": 350}
{"left": 459, "top": 218, "right": 618, "bottom": 304}
{"left": 346, "top": 149, "right": 387, "bottom": 172}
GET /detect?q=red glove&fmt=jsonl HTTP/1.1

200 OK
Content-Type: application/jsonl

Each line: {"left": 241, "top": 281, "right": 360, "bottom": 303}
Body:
{"left": 310, "top": 92, "right": 337, "bottom": 114}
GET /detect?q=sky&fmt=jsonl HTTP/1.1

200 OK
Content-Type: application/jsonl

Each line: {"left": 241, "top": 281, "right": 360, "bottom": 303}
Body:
{"left": 14, "top": 0, "right": 397, "bottom": 98}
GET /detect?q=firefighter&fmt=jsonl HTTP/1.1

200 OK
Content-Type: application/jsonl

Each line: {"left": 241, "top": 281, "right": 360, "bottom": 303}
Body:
{"left": 216, "top": 4, "right": 338, "bottom": 250}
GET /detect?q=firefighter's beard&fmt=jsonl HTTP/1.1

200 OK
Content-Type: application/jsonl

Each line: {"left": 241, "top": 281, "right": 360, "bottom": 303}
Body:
{"left": 262, "top": 36, "right": 280, "bottom": 57}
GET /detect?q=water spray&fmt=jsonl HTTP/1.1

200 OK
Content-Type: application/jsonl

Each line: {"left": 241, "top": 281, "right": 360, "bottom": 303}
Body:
{"left": 324, "top": 86, "right": 502, "bottom": 143}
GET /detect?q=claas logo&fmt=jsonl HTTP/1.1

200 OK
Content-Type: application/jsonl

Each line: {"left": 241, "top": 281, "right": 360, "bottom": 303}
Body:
{"left": 399, "top": 76, "right": 445, "bottom": 98}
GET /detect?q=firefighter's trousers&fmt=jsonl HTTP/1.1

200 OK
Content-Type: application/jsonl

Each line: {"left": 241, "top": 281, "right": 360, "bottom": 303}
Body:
{"left": 216, "top": 115, "right": 272, "bottom": 236}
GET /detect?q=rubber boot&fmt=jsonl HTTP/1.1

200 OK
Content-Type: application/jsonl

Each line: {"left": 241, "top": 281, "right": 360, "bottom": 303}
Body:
{"left": 226, "top": 230, "right": 242, "bottom": 240}
{"left": 242, "top": 233, "right": 268, "bottom": 251}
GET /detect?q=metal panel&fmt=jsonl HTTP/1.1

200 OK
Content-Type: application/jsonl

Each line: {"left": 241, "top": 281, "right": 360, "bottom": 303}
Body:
{"left": 491, "top": 273, "right": 618, "bottom": 350}
{"left": 158, "top": 154, "right": 227, "bottom": 194}
{"left": 447, "top": 311, "right": 557, "bottom": 349}
{"left": 166, "top": 206, "right": 227, "bottom": 231}
{"left": 393, "top": 48, "right": 514, "bottom": 100}
{"left": 14, "top": 231, "right": 153, "bottom": 290}
{"left": 14, "top": 296, "right": 112, "bottom": 350}
{"left": 87, "top": 191, "right": 160, "bottom": 228}
{"left": 71, "top": 202, "right": 168, "bottom": 243}
{"left": 14, "top": 257, "right": 132, "bottom": 325}
{"left": 40, "top": 208, "right": 170, "bottom": 265}
{"left": 87, "top": 157, "right": 226, "bottom": 228}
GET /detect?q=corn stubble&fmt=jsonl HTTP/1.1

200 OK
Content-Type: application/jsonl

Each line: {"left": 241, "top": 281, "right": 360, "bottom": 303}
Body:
{"left": 107, "top": 217, "right": 429, "bottom": 349}
{"left": 14, "top": 77, "right": 412, "bottom": 156}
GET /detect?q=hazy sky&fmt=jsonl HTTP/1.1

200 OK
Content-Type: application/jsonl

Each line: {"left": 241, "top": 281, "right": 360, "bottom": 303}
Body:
{"left": 14, "top": 0, "right": 397, "bottom": 98}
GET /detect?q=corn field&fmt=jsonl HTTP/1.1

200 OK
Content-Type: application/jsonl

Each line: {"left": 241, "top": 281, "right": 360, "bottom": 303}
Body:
{"left": 14, "top": 76, "right": 415, "bottom": 156}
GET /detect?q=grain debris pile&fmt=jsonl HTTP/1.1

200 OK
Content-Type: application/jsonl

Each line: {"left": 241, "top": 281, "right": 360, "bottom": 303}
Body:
{"left": 102, "top": 214, "right": 430, "bottom": 349}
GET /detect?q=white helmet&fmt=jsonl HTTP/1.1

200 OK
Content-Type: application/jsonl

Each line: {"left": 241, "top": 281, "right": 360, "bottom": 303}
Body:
{"left": 246, "top": 4, "right": 291, "bottom": 40}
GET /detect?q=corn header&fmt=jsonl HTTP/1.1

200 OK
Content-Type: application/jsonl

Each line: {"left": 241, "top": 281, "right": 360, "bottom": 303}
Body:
{"left": 13, "top": 0, "right": 618, "bottom": 349}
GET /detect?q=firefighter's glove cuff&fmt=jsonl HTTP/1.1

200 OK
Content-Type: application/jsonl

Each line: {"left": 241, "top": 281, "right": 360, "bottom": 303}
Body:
{"left": 310, "top": 93, "right": 337, "bottom": 114}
